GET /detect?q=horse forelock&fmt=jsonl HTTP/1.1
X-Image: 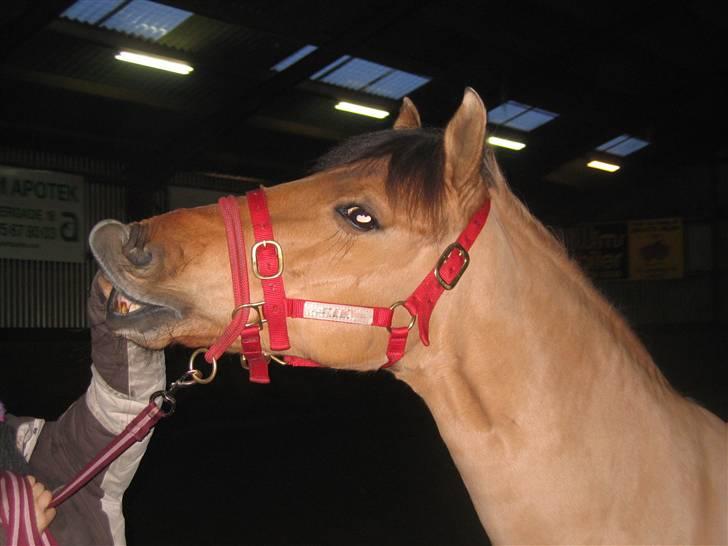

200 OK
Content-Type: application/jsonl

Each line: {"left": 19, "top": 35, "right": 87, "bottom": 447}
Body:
{"left": 314, "top": 128, "right": 502, "bottom": 234}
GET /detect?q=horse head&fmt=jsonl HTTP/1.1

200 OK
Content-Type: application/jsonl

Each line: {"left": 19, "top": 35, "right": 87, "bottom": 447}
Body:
{"left": 90, "top": 89, "right": 495, "bottom": 370}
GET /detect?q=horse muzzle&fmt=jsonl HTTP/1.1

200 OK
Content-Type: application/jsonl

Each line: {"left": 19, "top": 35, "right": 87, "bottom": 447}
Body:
{"left": 89, "top": 219, "right": 180, "bottom": 331}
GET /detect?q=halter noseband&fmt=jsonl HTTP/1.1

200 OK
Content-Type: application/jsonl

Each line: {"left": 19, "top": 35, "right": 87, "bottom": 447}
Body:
{"left": 201, "top": 188, "right": 491, "bottom": 383}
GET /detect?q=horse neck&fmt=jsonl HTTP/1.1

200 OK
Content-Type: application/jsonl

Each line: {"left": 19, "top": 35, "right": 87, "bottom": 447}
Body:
{"left": 395, "top": 189, "right": 680, "bottom": 542}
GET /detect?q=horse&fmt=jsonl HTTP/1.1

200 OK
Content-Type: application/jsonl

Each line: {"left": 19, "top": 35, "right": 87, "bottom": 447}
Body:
{"left": 89, "top": 89, "right": 726, "bottom": 544}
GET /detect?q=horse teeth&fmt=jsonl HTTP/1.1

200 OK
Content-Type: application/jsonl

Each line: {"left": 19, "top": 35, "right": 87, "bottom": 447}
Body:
{"left": 114, "top": 293, "right": 140, "bottom": 315}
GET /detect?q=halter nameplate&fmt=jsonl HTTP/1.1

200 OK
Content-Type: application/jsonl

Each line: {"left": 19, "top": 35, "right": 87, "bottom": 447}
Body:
{"left": 302, "top": 302, "right": 374, "bottom": 325}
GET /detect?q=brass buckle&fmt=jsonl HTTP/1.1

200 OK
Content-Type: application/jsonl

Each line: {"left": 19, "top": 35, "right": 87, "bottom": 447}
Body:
{"left": 434, "top": 242, "right": 470, "bottom": 290}
{"left": 251, "top": 240, "right": 284, "bottom": 280}
{"left": 231, "top": 301, "right": 268, "bottom": 330}
{"left": 387, "top": 301, "right": 416, "bottom": 333}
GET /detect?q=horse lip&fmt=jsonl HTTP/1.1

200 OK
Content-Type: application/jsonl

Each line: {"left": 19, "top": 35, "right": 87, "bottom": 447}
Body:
{"left": 96, "top": 259, "right": 180, "bottom": 315}
{"left": 104, "top": 285, "right": 180, "bottom": 332}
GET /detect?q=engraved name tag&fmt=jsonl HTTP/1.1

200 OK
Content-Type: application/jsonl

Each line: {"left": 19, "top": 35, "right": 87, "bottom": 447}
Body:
{"left": 302, "top": 302, "right": 374, "bottom": 325}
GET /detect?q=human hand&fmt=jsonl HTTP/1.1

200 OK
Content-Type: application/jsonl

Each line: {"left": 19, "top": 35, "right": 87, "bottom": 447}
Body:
{"left": 26, "top": 475, "right": 56, "bottom": 533}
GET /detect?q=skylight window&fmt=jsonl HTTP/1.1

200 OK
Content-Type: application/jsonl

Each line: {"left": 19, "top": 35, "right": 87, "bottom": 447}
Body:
{"left": 272, "top": 48, "right": 431, "bottom": 100}
{"left": 271, "top": 44, "right": 318, "bottom": 72}
{"left": 61, "top": 0, "right": 125, "bottom": 24}
{"left": 595, "top": 134, "right": 649, "bottom": 157}
{"left": 312, "top": 55, "right": 430, "bottom": 99}
{"left": 310, "top": 55, "right": 351, "bottom": 80}
{"left": 318, "top": 57, "right": 391, "bottom": 90}
{"left": 61, "top": 0, "right": 192, "bottom": 41}
{"left": 364, "top": 71, "right": 430, "bottom": 100}
{"left": 488, "top": 100, "right": 558, "bottom": 132}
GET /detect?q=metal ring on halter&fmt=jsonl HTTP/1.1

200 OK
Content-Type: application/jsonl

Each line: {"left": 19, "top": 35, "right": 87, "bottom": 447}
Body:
{"left": 387, "top": 301, "right": 416, "bottom": 333}
{"left": 240, "top": 351, "right": 287, "bottom": 369}
{"left": 187, "top": 348, "right": 218, "bottom": 385}
{"left": 231, "top": 301, "right": 268, "bottom": 330}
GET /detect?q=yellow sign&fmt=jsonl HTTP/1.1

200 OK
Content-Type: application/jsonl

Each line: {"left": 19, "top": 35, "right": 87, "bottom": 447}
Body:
{"left": 628, "top": 218, "right": 684, "bottom": 280}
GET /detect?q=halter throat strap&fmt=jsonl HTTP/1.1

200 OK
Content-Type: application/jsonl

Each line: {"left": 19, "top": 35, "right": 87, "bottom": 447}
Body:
{"left": 402, "top": 200, "right": 491, "bottom": 348}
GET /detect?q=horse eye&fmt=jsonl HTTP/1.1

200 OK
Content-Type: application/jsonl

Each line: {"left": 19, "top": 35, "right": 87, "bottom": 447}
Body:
{"left": 337, "top": 205, "right": 379, "bottom": 231}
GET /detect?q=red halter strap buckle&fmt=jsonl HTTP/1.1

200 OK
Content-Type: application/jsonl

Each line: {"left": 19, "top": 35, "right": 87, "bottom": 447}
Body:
{"left": 207, "top": 190, "right": 491, "bottom": 382}
{"left": 246, "top": 189, "right": 290, "bottom": 351}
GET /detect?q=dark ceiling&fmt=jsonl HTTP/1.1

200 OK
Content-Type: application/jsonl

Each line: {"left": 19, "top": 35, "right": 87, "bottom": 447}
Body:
{"left": 1, "top": 1, "right": 726, "bottom": 223}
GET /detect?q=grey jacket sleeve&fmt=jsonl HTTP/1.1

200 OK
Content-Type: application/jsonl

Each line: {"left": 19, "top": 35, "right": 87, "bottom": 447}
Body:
{"left": 7, "top": 278, "right": 165, "bottom": 546}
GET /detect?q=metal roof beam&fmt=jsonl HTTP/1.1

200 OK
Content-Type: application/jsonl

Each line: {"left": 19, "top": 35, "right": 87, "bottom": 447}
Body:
{"left": 0, "top": 1, "right": 75, "bottom": 62}
{"left": 148, "top": 1, "right": 425, "bottom": 173}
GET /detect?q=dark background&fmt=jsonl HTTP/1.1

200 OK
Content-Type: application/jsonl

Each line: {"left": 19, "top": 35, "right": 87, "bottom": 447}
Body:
{"left": 1, "top": 1, "right": 726, "bottom": 545}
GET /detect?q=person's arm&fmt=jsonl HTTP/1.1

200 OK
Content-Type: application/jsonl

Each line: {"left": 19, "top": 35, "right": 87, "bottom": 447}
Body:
{"left": 7, "top": 277, "right": 165, "bottom": 545}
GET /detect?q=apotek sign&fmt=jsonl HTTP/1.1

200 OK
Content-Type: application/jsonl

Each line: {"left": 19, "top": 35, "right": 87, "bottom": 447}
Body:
{"left": 0, "top": 166, "right": 85, "bottom": 263}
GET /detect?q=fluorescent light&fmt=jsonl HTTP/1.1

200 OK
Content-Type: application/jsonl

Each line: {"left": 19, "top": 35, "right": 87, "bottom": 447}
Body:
{"left": 487, "top": 136, "right": 526, "bottom": 151}
{"left": 115, "top": 51, "right": 193, "bottom": 75}
{"left": 587, "top": 160, "right": 621, "bottom": 173}
{"left": 335, "top": 101, "right": 389, "bottom": 119}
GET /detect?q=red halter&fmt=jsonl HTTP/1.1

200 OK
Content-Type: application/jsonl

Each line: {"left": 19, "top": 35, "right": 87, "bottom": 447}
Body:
{"left": 203, "top": 188, "right": 491, "bottom": 383}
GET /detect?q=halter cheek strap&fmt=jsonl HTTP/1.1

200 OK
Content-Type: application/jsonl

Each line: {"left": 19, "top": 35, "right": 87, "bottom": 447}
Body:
{"left": 204, "top": 190, "right": 286, "bottom": 383}
{"left": 247, "top": 190, "right": 289, "bottom": 351}
{"left": 204, "top": 189, "right": 491, "bottom": 383}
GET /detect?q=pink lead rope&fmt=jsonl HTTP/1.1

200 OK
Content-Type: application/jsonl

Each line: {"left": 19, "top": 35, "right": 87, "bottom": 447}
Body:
{"left": 48, "top": 402, "right": 164, "bottom": 509}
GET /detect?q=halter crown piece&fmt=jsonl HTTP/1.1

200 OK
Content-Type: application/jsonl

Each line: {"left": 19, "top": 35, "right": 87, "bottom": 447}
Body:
{"left": 202, "top": 188, "right": 491, "bottom": 383}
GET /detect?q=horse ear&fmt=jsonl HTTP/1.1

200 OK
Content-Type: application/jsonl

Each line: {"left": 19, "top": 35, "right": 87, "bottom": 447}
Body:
{"left": 443, "top": 88, "right": 487, "bottom": 193}
{"left": 393, "top": 97, "right": 422, "bottom": 129}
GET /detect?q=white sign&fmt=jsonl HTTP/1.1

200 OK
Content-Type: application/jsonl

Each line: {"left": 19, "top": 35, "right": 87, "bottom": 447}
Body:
{"left": 303, "top": 301, "right": 374, "bottom": 325}
{"left": 0, "top": 166, "right": 85, "bottom": 263}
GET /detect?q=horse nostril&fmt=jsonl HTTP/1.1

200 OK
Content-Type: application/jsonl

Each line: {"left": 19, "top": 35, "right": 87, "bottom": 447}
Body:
{"left": 123, "top": 223, "right": 153, "bottom": 267}
{"left": 126, "top": 245, "right": 153, "bottom": 267}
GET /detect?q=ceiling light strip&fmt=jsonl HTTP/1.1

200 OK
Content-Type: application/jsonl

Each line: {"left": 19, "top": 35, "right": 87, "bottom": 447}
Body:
{"left": 587, "top": 160, "right": 620, "bottom": 172}
{"left": 334, "top": 101, "right": 389, "bottom": 119}
{"left": 487, "top": 136, "right": 526, "bottom": 151}
{"left": 115, "top": 51, "right": 193, "bottom": 75}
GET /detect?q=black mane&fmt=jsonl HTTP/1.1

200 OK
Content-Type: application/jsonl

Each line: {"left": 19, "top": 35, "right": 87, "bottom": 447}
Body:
{"left": 314, "top": 128, "right": 446, "bottom": 224}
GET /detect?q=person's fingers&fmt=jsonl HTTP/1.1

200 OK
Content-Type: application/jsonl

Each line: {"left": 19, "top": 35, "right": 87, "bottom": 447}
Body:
{"left": 35, "top": 487, "right": 52, "bottom": 508}
{"left": 28, "top": 478, "right": 56, "bottom": 533}
{"left": 26, "top": 475, "right": 36, "bottom": 486}
{"left": 32, "top": 480, "right": 45, "bottom": 500}
{"left": 39, "top": 506, "right": 57, "bottom": 528}
{"left": 36, "top": 502, "right": 56, "bottom": 533}
{"left": 44, "top": 506, "right": 56, "bottom": 526}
